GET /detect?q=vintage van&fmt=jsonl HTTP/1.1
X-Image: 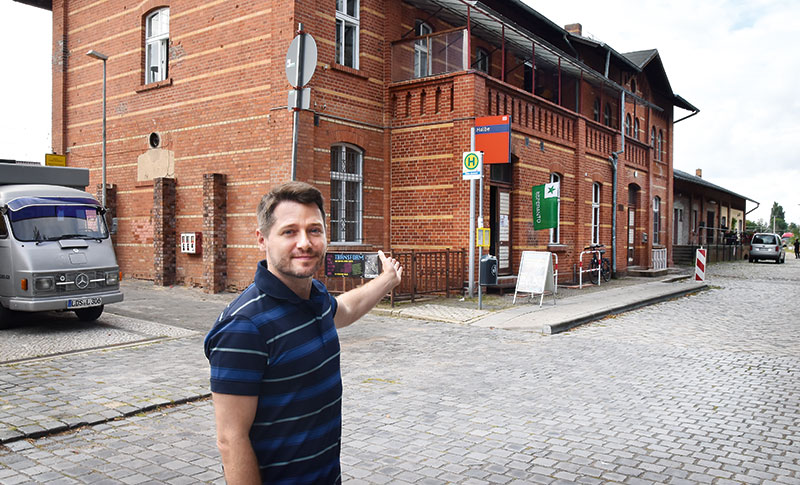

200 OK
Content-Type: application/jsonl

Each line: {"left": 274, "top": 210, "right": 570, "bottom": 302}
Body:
{"left": 0, "top": 162, "right": 123, "bottom": 327}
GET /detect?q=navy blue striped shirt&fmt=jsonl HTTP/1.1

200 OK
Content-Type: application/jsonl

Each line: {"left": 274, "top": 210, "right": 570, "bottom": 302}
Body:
{"left": 205, "top": 261, "right": 341, "bottom": 485}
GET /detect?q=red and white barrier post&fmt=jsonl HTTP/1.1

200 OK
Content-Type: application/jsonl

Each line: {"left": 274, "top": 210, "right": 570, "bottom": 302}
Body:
{"left": 695, "top": 248, "right": 707, "bottom": 282}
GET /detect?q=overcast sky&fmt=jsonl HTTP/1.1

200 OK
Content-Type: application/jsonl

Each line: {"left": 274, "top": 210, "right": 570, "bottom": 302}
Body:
{"left": 1, "top": 1, "right": 797, "bottom": 225}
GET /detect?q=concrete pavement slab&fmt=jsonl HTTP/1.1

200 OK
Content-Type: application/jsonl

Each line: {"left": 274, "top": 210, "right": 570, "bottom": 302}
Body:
{"left": 471, "top": 278, "right": 708, "bottom": 334}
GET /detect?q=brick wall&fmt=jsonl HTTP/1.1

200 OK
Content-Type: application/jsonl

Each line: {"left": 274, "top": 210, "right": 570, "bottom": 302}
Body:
{"left": 56, "top": 0, "right": 679, "bottom": 290}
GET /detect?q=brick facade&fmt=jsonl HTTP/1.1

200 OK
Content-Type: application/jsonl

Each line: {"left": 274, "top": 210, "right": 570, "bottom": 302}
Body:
{"left": 53, "top": 0, "right": 688, "bottom": 291}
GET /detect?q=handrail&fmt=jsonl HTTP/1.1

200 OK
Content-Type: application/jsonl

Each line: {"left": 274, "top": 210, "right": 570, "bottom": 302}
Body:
{"left": 578, "top": 247, "right": 602, "bottom": 289}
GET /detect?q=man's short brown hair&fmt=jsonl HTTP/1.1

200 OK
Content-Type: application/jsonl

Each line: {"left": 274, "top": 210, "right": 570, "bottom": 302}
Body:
{"left": 257, "top": 181, "right": 326, "bottom": 234}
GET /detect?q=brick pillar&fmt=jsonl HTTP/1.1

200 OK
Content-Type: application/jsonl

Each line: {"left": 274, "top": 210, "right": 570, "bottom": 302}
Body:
{"left": 153, "top": 178, "right": 176, "bottom": 286}
{"left": 96, "top": 183, "right": 117, "bottom": 242}
{"left": 203, "top": 173, "right": 227, "bottom": 293}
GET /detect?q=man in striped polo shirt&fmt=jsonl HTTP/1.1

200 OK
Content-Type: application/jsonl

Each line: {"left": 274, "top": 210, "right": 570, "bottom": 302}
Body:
{"left": 205, "top": 181, "right": 402, "bottom": 484}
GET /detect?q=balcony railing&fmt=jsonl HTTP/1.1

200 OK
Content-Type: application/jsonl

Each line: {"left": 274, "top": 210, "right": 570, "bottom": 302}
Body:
{"left": 392, "top": 29, "right": 468, "bottom": 83}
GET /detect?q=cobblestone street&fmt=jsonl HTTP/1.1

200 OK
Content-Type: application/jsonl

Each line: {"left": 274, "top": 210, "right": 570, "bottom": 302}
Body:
{"left": 1, "top": 258, "right": 798, "bottom": 484}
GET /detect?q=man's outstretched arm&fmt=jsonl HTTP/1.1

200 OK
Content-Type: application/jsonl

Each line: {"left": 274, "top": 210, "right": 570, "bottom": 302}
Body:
{"left": 334, "top": 250, "right": 403, "bottom": 328}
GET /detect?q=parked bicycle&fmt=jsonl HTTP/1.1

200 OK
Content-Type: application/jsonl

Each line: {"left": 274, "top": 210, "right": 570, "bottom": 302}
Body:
{"left": 584, "top": 244, "right": 611, "bottom": 284}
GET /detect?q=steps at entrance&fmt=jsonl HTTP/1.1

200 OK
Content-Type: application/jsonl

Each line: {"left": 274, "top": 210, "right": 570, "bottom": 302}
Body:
{"left": 627, "top": 266, "right": 669, "bottom": 277}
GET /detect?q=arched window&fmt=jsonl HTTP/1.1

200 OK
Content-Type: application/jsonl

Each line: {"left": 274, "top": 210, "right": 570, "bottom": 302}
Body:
{"left": 145, "top": 8, "right": 169, "bottom": 84}
{"left": 633, "top": 118, "right": 640, "bottom": 141}
{"left": 549, "top": 173, "right": 561, "bottom": 244}
{"left": 658, "top": 130, "right": 664, "bottom": 161}
{"left": 651, "top": 126, "right": 657, "bottom": 149}
{"left": 592, "top": 98, "right": 600, "bottom": 122}
{"left": 591, "top": 182, "right": 601, "bottom": 245}
{"left": 330, "top": 144, "right": 363, "bottom": 243}
{"left": 603, "top": 103, "right": 612, "bottom": 127}
{"left": 475, "top": 47, "right": 489, "bottom": 73}
{"left": 653, "top": 196, "right": 661, "bottom": 244}
{"left": 414, "top": 20, "right": 432, "bottom": 78}
{"left": 625, "top": 114, "right": 632, "bottom": 137}
{"left": 336, "top": 0, "right": 359, "bottom": 68}
{"left": 631, "top": 79, "right": 637, "bottom": 93}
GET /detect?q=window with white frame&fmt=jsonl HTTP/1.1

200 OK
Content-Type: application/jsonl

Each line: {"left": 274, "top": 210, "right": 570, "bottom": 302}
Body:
{"left": 475, "top": 47, "right": 489, "bottom": 73}
{"left": 549, "top": 173, "right": 561, "bottom": 244}
{"left": 658, "top": 129, "right": 664, "bottom": 161}
{"left": 330, "top": 144, "right": 363, "bottom": 243}
{"left": 634, "top": 118, "right": 640, "bottom": 141}
{"left": 625, "top": 114, "right": 632, "bottom": 137}
{"left": 653, "top": 196, "right": 661, "bottom": 244}
{"left": 591, "top": 182, "right": 601, "bottom": 245}
{"left": 592, "top": 98, "right": 600, "bottom": 122}
{"left": 335, "top": 0, "right": 359, "bottom": 68}
{"left": 145, "top": 8, "right": 169, "bottom": 84}
{"left": 414, "top": 20, "right": 432, "bottom": 78}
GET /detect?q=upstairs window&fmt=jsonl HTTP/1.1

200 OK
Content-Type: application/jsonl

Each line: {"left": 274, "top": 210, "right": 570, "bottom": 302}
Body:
{"left": 603, "top": 103, "right": 612, "bottom": 127}
{"left": 634, "top": 118, "right": 640, "bottom": 141}
{"left": 651, "top": 126, "right": 657, "bottom": 148}
{"left": 336, "top": 0, "right": 359, "bottom": 68}
{"left": 658, "top": 130, "right": 664, "bottom": 161}
{"left": 592, "top": 98, "right": 600, "bottom": 122}
{"left": 414, "top": 20, "right": 432, "bottom": 78}
{"left": 330, "top": 144, "right": 363, "bottom": 243}
{"left": 145, "top": 8, "right": 169, "bottom": 84}
{"left": 625, "top": 114, "right": 632, "bottom": 137}
{"left": 475, "top": 47, "right": 489, "bottom": 73}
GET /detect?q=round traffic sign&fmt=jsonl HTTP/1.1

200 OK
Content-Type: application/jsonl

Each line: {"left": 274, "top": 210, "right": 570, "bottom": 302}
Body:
{"left": 464, "top": 153, "right": 480, "bottom": 170}
{"left": 285, "top": 33, "right": 318, "bottom": 88}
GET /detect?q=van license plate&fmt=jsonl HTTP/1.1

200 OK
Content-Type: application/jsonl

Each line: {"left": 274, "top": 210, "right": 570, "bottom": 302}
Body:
{"left": 68, "top": 297, "right": 102, "bottom": 309}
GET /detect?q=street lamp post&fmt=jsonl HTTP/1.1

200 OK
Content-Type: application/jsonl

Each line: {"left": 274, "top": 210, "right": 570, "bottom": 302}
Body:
{"left": 86, "top": 50, "right": 108, "bottom": 209}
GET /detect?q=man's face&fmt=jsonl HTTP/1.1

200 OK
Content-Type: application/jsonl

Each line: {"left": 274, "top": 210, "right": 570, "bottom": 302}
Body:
{"left": 257, "top": 200, "right": 327, "bottom": 282}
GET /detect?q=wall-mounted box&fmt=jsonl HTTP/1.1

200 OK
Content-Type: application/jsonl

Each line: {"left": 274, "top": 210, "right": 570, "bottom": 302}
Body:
{"left": 180, "top": 232, "right": 202, "bottom": 254}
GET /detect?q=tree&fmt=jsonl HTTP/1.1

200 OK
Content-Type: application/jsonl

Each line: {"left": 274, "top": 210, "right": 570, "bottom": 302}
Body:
{"left": 769, "top": 202, "right": 788, "bottom": 233}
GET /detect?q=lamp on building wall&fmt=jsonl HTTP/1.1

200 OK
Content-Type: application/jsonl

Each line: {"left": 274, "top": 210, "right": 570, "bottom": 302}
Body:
{"left": 86, "top": 49, "right": 109, "bottom": 209}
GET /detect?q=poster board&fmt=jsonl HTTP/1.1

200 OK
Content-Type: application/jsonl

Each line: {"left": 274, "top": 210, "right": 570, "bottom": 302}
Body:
{"left": 513, "top": 251, "right": 555, "bottom": 307}
{"left": 325, "top": 253, "right": 380, "bottom": 278}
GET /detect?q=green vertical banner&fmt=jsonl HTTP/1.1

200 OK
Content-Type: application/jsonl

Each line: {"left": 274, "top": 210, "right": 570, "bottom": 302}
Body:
{"left": 532, "top": 182, "right": 559, "bottom": 230}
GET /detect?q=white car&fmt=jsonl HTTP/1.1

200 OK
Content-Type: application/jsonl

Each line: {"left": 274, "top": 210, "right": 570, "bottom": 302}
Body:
{"left": 749, "top": 233, "right": 785, "bottom": 263}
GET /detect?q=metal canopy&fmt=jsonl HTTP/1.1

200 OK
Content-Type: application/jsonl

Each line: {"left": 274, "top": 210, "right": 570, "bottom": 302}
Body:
{"left": 402, "top": 0, "right": 663, "bottom": 111}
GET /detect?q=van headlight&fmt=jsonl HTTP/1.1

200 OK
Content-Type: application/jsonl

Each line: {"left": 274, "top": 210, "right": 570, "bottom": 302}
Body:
{"left": 34, "top": 276, "right": 55, "bottom": 291}
{"left": 105, "top": 271, "right": 119, "bottom": 286}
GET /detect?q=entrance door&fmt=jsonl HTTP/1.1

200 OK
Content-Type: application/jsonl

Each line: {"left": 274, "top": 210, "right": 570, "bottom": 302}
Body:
{"left": 489, "top": 187, "right": 512, "bottom": 275}
{"left": 706, "top": 210, "right": 715, "bottom": 244}
{"left": 627, "top": 186, "right": 639, "bottom": 265}
{"left": 628, "top": 208, "right": 636, "bottom": 264}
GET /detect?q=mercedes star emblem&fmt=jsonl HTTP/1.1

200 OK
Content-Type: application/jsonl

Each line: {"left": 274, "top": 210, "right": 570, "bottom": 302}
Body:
{"left": 75, "top": 273, "right": 90, "bottom": 290}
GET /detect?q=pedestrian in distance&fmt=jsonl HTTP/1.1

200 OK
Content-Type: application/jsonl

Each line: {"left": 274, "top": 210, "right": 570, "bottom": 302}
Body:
{"left": 794, "top": 238, "right": 799, "bottom": 259}
{"left": 204, "top": 181, "right": 403, "bottom": 485}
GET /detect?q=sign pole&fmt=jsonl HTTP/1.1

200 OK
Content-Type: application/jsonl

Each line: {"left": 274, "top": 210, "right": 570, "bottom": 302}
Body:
{"left": 477, "top": 129, "right": 484, "bottom": 309}
{"left": 468, "top": 128, "right": 476, "bottom": 298}
{"left": 290, "top": 23, "right": 306, "bottom": 181}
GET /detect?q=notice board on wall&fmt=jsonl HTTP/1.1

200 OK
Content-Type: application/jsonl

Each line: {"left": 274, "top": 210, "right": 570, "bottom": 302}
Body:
{"left": 325, "top": 253, "right": 380, "bottom": 278}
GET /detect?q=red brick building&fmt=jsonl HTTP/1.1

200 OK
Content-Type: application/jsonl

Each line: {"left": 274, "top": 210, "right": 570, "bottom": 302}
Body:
{"left": 48, "top": 0, "right": 696, "bottom": 291}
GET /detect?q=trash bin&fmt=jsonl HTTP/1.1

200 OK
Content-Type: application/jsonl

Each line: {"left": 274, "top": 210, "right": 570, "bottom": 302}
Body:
{"left": 479, "top": 254, "right": 498, "bottom": 286}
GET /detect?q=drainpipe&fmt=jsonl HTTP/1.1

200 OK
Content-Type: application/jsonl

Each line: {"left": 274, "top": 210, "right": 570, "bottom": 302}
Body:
{"left": 610, "top": 90, "right": 625, "bottom": 276}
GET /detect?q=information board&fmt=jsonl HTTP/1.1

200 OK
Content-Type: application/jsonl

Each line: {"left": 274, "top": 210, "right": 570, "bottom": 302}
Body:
{"left": 513, "top": 251, "right": 555, "bottom": 307}
{"left": 325, "top": 253, "right": 380, "bottom": 278}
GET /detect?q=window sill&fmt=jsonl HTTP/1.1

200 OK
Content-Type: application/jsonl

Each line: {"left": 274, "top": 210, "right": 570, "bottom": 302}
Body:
{"left": 328, "top": 243, "right": 374, "bottom": 251}
{"left": 331, "top": 63, "right": 368, "bottom": 80}
{"left": 136, "top": 78, "right": 173, "bottom": 93}
{"left": 547, "top": 244, "right": 569, "bottom": 252}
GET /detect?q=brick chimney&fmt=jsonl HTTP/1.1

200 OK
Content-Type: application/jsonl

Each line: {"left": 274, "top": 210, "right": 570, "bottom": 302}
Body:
{"left": 564, "top": 23, "right": 582, "bottom": 36}
{"left": 696, "top": 168, "right": 702, "bottom": 178}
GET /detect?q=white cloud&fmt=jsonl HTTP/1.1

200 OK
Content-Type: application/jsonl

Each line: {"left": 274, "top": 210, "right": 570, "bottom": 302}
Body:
{"left": 0, "top": 3, "right": 52, "bottom": 163}
{"left": 528, "top": 0, "right": 800, "bottom": 225}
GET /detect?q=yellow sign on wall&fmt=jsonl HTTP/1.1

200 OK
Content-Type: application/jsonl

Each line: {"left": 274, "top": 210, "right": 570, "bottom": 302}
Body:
{"left": 477, "top": 227, "right": 490, "bottom": 248}
{"left": 45, "top": 154, "right": 66, "bottom": 166}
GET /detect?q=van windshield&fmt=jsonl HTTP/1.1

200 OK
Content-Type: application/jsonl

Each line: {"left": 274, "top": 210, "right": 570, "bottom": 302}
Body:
{"left": 8, "top": 205, "right": 108, "bottom": 242}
